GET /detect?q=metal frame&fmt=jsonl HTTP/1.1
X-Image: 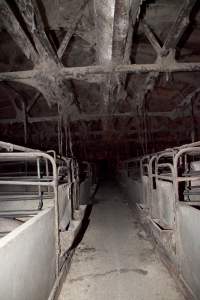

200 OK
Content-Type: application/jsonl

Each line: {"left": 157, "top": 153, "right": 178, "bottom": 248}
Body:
{"left": 173, "top": 147, "right": 200, "bottom": 204}
{"left": 0, "top": 142, "right": 81, "bottom": 278}
{"left": 0, "top": 141, "right": 39, "bottom": 152}
{"left": 0, "top": 150, "right": 60, "bottom": 276}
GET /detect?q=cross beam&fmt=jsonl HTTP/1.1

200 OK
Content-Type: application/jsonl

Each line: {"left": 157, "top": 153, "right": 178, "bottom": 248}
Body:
{"left": 0, "top": 61, "right": 200, "bottom": 84}
{"left": 133, "top": 0, "right": 198, "bottom": 115}
{"left": 0, "top": 115, "right": 59, "bottom": 125}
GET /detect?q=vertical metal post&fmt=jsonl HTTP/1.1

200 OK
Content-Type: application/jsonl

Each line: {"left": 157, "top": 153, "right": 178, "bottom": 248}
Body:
{"left": 45, "top": 158, "right": 50, "bottom": 194}
{"left": 37, "top": 157, "right": 42, "bottom": 209}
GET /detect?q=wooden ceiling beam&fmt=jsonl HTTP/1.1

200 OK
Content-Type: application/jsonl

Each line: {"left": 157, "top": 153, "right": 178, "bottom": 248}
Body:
{"left": 57, "top": 0, "right": 90, "bottom": 59}
{"left": 16, "top": 0, "right": 60, "bottom": 65}
{"left": 60, "top": 61, "right": 200, "bottom": 77}
{"left": 1, "top": 90, "right": 198, "bottom": 126}
{"left": 133, "top": 0, "right": 198, "bottom": 113}
{"left": 0, "top": 1, "right": 82, "bottom": 113}
{"left": 0, "top": 0, "right": 200, "bottom": 115}
{"left": 110, "top": 0, "right": 143, "bottom": 109}
{"left": 0, "top": 0, "right": 39, "bottom": 64}
{"left": 27, "top": 92, "right": 41, "bottom": 113}
{"left": 72, "top": 133, "right": 192, "bottom": 145}
{"left": 142, "top": 21, "right": 162, "bottom": 55}
{"left": 72, "top": 126, "right": 183, "bottom": 137}
{"left": 163, "top": 0, "right": 197, "bottom": 52}
{"left": 0, "top": 115, "right": 59, "bottom": 125}
{"left": 0, "top": 61, "right": 200, "bottom": 84}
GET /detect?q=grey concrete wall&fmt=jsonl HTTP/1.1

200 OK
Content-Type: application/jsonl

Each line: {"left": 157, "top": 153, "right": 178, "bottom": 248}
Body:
{"left": 0, "top": 198, "right": 53, "bottom": 212}
{"left": 120, "top": 172, "right": 200, "bottom": 299}
{"left": 0, "top": 208, "right": 56, "bottom": 300}
{"left": 151, "top": 189, "right": 159, "bottom": 219}
{"left": 179, "top": 205, "right": 200, "bottom": 299}
{"left": 121, "top": 176, "right": 175, "bottom": 228}
{"left": 58, "top": 183, "right": 71, "bottom": 231}
{"left": 142, "top": 176, "right": 150, "bottom": 208}
{"left": 80, "top": 178, "right": 92, "bottom": 204}
{"left": 156, "top": 180, "right": 175, "bottom": 228}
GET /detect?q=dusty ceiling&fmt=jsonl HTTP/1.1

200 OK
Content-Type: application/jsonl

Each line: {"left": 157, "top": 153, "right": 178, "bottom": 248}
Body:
{"left": 0, "top": 0, "right": 200, "bottom": 161}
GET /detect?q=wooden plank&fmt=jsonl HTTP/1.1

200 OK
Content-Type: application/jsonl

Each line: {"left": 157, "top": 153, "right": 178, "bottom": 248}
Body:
{"left": 163, "top": 0, "right": 197, "bottom": 51}
{"left": 27, "top": 92, "right": 41, "bottom": 113}
{"left": 59, "top": 62, "right": 200, "bottom": 78}
{"left": 142, "top": 21, "right": 162, "bottom": 55}
{"left": 0, "top": 62, "right": 200, "bottom": 83}
{"left": 16, "top": 0, "right": 60, "bottom": 64}
{"left": 0, "top": 0, "right": 39, "bottom": 64}
{"left": 57, "top": 0, "right": 90, "bottom": 59}
{"left": 139, "top": 0, "right": 197, "bottom": 120}
{"left": 0, "top": 115, "right": 59, "bottom": 125}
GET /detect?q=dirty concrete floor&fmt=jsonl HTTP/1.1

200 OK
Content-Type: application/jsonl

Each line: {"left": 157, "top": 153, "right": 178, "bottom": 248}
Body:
{"left": 58, "top": 182, "right": 185, "bottom": 300}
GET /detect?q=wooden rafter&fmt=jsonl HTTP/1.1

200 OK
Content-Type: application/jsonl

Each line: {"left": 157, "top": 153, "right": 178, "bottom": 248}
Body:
{"left": 71, "top": 126, "right": 191, "bottom": 137}
{"left": 27, "top": 92, "right": 41, "bottom": 113}
{"left": 0, "top": 94, "right": 196, "bottom": 125}
{"left": 16, "top": 0, "right": 60, "bottom": 65}
{"left": 163, "top": 0, "right": 197, "bottom": 52}
{"left": 0, "top": 0, "right": 81, "bottom": 114}
{"left": 134, "top": 0, "right": 198, "bottom": 114}
{"left": 0, "top": 115, "right": 58, "bottom": 125}
{"left": 72, "top": 134, "right": 192, "bottom": 145}
{"left": 0, "top": 0, "right": 199, "bottom": 123}
{"left": 57, "top": 0, "right": 90, "bottom": 59}
{"left": 142, "top": 21, "right": 162, "bottom": 55}
{"left": 0, "top": 0, "right": 39, "bottom": 64}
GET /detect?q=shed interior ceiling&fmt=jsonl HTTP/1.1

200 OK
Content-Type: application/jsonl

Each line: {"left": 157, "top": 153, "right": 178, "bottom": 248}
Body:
{"left": 0, "top": 0, "right": 200, "bottom": 160}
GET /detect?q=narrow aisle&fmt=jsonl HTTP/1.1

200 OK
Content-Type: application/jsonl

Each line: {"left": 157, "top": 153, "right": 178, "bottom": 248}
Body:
{"left": 59, "top": 182, "right": 184, "bottom": 300}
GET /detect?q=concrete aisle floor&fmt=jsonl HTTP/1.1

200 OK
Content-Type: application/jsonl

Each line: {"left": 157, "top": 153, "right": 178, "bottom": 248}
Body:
{"left": 58, "top": 181, "right": 185, "bottom": 300}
